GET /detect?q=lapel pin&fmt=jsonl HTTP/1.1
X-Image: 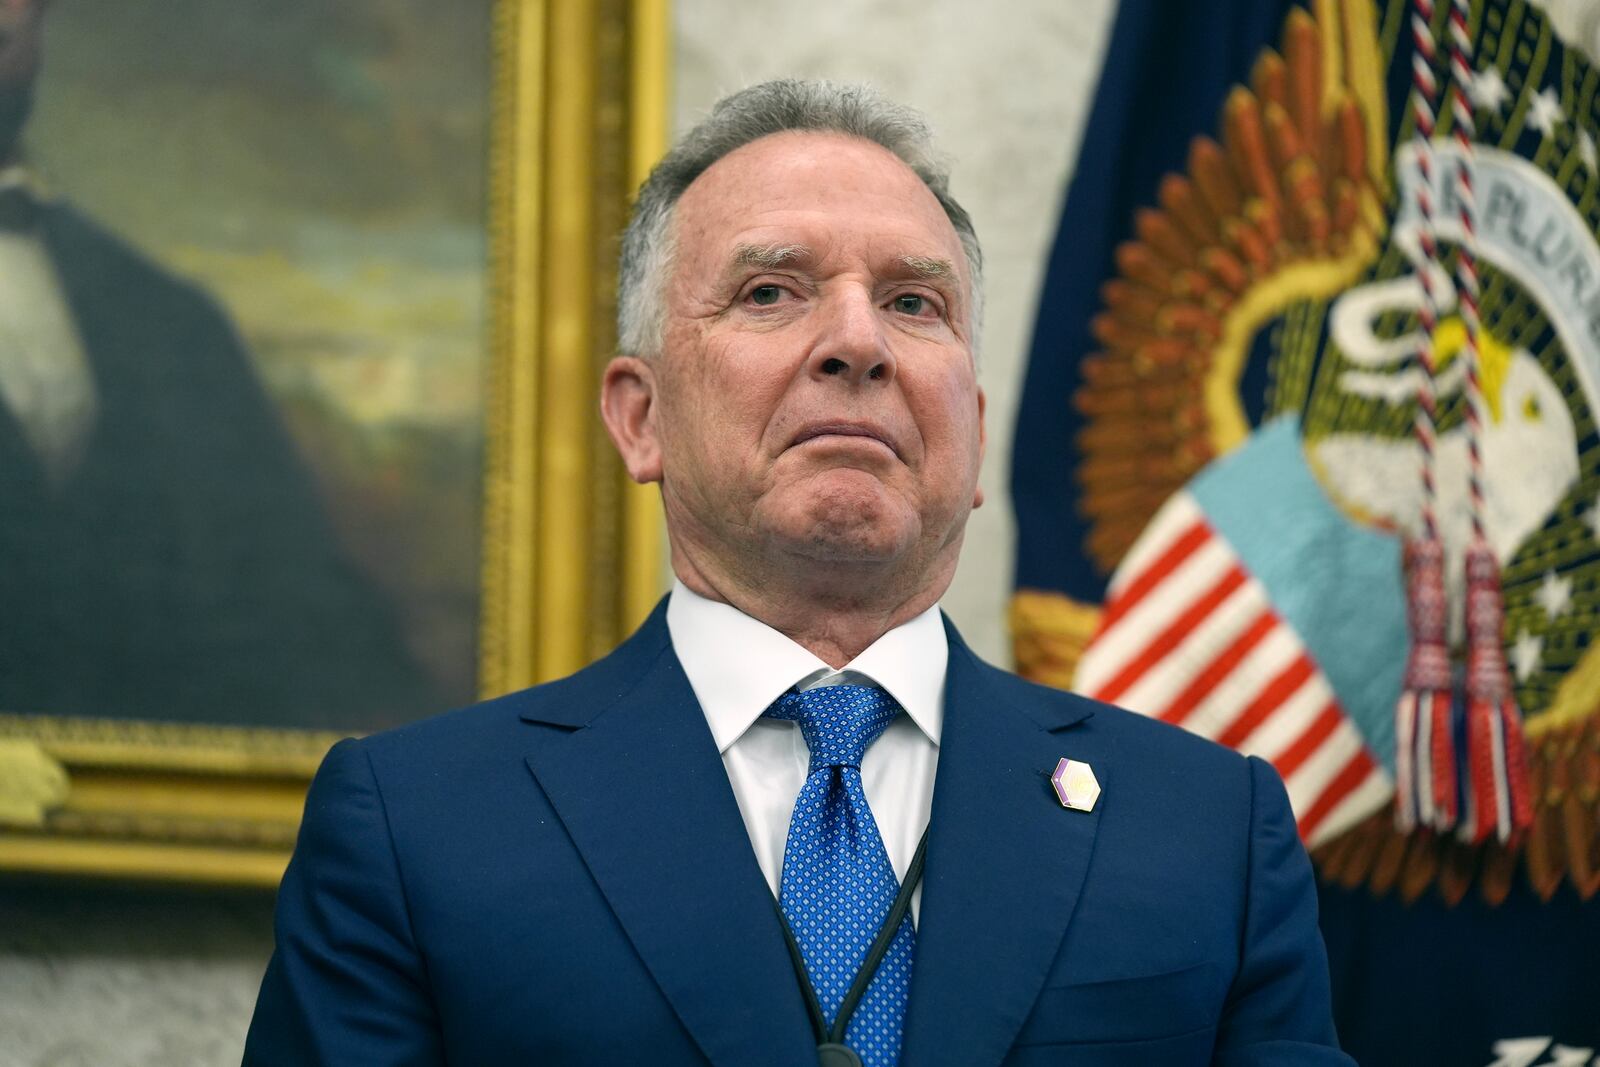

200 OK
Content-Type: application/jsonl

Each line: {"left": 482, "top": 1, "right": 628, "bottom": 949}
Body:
{"left": 1050, "top": 757, "right": 1101, "bottom": 812}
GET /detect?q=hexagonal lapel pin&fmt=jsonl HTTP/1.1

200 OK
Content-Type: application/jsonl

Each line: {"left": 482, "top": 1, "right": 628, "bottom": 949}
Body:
{"left": 1050, "top": 757, "right": 1101, "bottom": 812}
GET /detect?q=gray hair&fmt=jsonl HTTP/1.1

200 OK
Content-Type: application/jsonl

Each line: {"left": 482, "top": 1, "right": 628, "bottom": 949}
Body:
{"left": 617, "top": 79, "right": 984, "bottom": 358}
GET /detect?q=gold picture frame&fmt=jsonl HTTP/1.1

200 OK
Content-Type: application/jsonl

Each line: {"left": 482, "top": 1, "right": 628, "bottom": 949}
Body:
{"left": 0, "top": 0, "right": 669, "bottom": 888}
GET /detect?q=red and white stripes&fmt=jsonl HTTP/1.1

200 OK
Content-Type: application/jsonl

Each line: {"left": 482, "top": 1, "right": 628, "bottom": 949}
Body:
{"left": 1076, "top": 497, "right": 1390, "bottom": 848}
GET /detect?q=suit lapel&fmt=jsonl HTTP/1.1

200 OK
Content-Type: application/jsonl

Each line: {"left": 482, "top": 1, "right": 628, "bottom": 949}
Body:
{"left": 523, "top": 612, "right": 815, "bottom": 1067}
{"left": 901, "top": 624, "right": 1104, "bottom": 1067}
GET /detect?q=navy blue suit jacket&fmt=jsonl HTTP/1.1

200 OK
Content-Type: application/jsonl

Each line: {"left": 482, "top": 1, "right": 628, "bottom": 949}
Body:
{"left": 244, "top": 599, "right": 1352, "bottom": 1065}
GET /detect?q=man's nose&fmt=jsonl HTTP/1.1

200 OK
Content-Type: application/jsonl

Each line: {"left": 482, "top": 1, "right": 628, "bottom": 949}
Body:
{"left": 808, "top": 290, "right": 896, "bottom": 385}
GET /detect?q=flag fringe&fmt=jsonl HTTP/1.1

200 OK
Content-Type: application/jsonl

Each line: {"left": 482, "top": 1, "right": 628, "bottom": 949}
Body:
{"left": 1458, "top": 543, "right": 1534, "bottom": 845}
{"left": 1395, "top": 538, "right": 1458, "bottom": 832}
{"left": 1312, "top": 710, "right": 1599, "bottom": 906}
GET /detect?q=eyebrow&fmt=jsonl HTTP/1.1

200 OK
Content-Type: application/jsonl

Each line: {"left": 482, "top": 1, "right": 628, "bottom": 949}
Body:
{"left": 725, "top": 244, "right": 957, "bottom": 284}
{"left": 896, "top": 254, "right": 956, "bottom": 280}
{"left": 731, "top": 242, "right": 814, "bottom": 271}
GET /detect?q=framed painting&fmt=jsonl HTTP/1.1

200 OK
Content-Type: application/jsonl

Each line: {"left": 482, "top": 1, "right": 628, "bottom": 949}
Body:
{"left": 0, "top": 0, "right": 668, "bottom": 886}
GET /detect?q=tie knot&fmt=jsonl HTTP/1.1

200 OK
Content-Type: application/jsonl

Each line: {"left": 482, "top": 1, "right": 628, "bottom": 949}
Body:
{"left": 765, "top": 683, "right": 900, "bottom": 769}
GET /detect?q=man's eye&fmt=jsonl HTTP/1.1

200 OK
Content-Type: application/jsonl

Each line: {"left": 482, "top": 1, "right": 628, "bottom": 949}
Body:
{"left": 750, "top": 285, "right": 782, "bottom": 306}
{"left": 893, "top": 294, "right": 927, "bottom": 315}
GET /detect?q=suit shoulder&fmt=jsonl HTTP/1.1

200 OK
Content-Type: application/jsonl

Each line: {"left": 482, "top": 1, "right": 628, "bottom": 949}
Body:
{"left": 352, "top": 690, "right": 530, "bottom": 771}
{"left": 357, "top": 605, "right": 674, "bottom": 770}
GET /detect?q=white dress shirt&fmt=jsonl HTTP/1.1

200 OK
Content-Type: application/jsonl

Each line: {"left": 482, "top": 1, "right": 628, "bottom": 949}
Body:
{"left": 666, "top": 580, "right": 945, "bottom": 923}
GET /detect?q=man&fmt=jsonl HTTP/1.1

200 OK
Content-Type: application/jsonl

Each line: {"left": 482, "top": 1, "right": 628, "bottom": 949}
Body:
{"left": 245, "top": 80, "right": 1353, "bottom": 1065}
{"left": 0, "top": 0, "right": 430, "bottom": 726}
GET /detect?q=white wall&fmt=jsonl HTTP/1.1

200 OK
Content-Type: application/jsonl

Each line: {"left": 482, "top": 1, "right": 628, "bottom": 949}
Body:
{"left": 674, "top": 0, "right": 1121, "bottom": 665}
{"left": 0, "top": 886, "right": 275, "bottom": 1066}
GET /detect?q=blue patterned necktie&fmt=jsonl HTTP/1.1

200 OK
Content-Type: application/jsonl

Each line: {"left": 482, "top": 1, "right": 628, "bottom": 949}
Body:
{"left": 766, "top": 684, "right": 914, "bottom": 1066}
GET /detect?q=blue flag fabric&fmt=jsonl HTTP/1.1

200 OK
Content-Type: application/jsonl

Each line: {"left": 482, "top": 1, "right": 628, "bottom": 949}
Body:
{"left": 1011, "top": 1, "right": 1600, "bottom": 1062}
{"left": 1013, "top": 0, "right": 1303, "bottom": 605}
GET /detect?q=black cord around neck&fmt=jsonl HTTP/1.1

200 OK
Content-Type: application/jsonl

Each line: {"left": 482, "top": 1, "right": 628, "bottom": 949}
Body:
{"left": 774, "top": 826, "right": 931, "bottom": 1053}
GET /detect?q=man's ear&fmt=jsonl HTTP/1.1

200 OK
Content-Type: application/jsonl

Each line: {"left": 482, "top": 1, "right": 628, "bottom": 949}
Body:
{"left": 600, "top": 356, "right": 663, "bottom": 484}
{"left": 972, "top": 386, "right": 987, "bottom": 509}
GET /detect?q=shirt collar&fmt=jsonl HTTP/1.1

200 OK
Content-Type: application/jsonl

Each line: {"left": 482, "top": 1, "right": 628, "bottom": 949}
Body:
{"left": 666, "top": 579, "right": 947, "bottom": 754}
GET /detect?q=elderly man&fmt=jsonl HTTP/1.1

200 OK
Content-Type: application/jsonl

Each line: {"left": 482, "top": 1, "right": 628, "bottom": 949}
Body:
{"left": 245, "top": 80, "right": 1352, "bottom": 1066}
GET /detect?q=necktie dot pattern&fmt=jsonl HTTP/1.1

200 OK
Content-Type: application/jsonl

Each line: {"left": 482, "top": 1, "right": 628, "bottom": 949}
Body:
{"left": 765, "top": 684, "right": 913, "bottom": 1067}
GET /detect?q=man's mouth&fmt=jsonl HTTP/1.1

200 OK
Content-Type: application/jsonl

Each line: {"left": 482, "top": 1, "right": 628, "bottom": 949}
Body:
{"left": 790, "top": 422, "right": 901, "bottom": 460}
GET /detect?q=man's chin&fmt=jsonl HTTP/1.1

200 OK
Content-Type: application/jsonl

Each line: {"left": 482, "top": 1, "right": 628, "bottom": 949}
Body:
{"left": 790, "top": 531, "right": 905, "bottom": 566}
{"left": 750, "top": 471, "right": 922, "bottom": 561}
{"left": 771, "top": 510, "right": 917, "bottom": 566}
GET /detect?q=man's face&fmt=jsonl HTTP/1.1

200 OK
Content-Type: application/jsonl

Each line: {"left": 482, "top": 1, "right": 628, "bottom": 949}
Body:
{"left": 646, "top": 131, "right": 985, "bottom": 580}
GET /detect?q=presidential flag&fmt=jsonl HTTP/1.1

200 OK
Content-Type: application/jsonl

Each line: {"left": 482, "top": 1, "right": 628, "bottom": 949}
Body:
{"left": 1011, "top": 1, "right": 1600, "bottom": 1062}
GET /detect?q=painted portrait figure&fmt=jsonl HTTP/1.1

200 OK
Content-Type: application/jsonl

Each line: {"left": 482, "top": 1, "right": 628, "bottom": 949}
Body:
{"left": 0, "top": 0, "right": 489, "bottom": 728}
